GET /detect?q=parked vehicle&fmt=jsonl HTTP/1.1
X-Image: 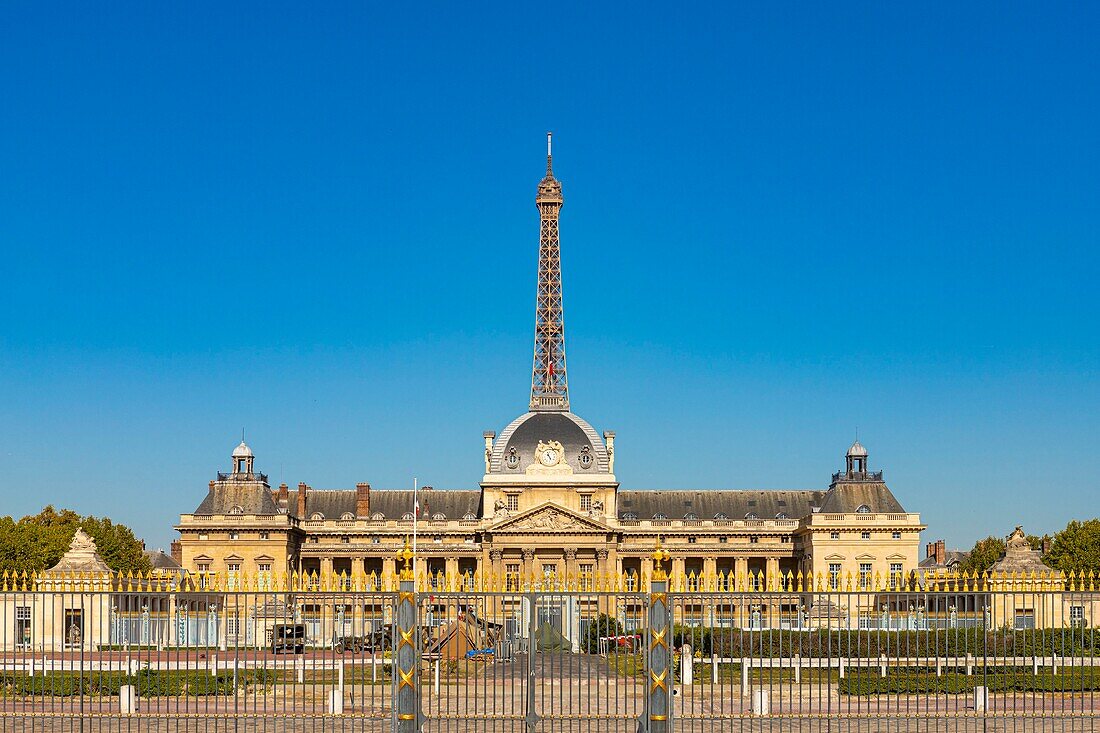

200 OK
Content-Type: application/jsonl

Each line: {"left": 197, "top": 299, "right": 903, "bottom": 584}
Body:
{"left": 269, "top": 623, "right": 306, "bottom": 654}
{"left": 334, "top": 626, "right": 392, "bottom": 653}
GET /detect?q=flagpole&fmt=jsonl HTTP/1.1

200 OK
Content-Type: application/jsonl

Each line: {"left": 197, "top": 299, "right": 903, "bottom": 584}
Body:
{"left": 412, "top": 477, "right": 418, "bottom": 584}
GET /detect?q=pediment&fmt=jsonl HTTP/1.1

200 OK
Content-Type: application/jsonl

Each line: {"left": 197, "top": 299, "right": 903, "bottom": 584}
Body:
{"left": 855, "top": 553, "right": 877, "bottom": 561}
{"left": 886, "top": 553, "right": 907, "bottom": 561}
{"left": 824, "top": 553, "right": 846, "bottom": 561}
{"left": 491, "top": 503, "right": 607, "bottom": 534}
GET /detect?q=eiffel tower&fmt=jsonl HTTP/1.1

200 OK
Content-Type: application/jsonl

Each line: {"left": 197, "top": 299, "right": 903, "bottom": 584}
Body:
{"left": 530, "top": 132, "right": 569, "bottom": 412}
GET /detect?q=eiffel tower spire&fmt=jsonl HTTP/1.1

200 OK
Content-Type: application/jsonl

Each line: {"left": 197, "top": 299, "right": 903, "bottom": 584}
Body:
{"left": 530, "top": 132, "right": 568, "bottom": 411}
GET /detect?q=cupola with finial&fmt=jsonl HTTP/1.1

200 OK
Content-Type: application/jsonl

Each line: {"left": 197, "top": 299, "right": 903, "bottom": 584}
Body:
{"left": 231, "top": 439, "right": 254, "bottom": 476}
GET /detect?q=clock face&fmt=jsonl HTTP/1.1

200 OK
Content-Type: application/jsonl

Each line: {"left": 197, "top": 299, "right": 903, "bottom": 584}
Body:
{"left": 540, "top": 448, "right": 559, "bottom": 466}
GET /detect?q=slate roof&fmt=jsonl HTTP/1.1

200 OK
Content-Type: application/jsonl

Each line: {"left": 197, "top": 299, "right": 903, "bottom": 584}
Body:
{"left": 617, "top": 490, "right": 825, "bottom": 520}
{"left": 818, "top": 481, "right": 907, "bottom": 513}
{"left": 144, "top": 549, "right": 182, "bottom": 571}
{"left": 193, "top": 483, "right": 281, "bottom": 516}
{"left": 294, "top": 488, "right": 483, "bottom": 521}
{"left": 488, "top": 411, "right": 610, "bottom": 473}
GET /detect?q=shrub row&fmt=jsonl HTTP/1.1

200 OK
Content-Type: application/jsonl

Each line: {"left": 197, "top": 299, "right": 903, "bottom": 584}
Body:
{"left": 0, "top": 669, "right": 276, "bottom": 697}
{"left": 671, "top": 626, "right": 1100, "bottom": 658}
{"left": 840, "top": 668, "right": 1100, "bottom": 695}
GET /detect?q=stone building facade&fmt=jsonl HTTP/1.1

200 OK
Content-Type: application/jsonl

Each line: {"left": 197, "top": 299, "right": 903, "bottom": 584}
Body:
{"left": 175, "top": 141, "right": 925, "bottom": 608}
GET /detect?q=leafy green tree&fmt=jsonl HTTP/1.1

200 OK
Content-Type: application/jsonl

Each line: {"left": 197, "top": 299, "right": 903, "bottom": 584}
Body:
{"left": 959, "top": 536, "right": 1006, "bottom": 575}
{"left": 0, "top": 506, "right": 150, "bottom": 575}
{"left": 583, "top": 613, "right": 624, "bottom": 653}
{"left": 1045, "top": 519, "right": 1100, "bottom": 576}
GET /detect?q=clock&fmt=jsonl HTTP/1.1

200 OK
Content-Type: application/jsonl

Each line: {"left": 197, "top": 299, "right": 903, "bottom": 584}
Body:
{"left": 539, "top": 448, "right": 560, "bottom": 466}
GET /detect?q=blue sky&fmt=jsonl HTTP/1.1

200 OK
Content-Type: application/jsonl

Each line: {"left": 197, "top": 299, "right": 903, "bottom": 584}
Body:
{"left": 1, "top": 3, "right": 1097, "bottom": 553}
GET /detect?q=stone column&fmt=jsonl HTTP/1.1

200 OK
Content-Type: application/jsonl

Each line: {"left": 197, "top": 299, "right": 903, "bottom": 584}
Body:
{"left": 445, "top": 557, "right": 459, "bottom": 590}
{"left": 596, "top": 549, "right": 609, "bottom": 588}
{"left": 703, "top": 557, "right": 717, "bottom": 593}
{"left": 563, "top": 548, "right": 577, "bottom": 585}
{"left": 735, "top": 557, "right": 749, "bottom": 590}
{"left": 766, "top": 558, "right": 780, "bottom": 590}
{"left": 382, "top": 558, "right": 396, "bottom": 588}
{"left": 522, "top": 548, "right": 535, "bottom": 589}
{"left": 671, "top": 557, "right": 685, "bottom": 589}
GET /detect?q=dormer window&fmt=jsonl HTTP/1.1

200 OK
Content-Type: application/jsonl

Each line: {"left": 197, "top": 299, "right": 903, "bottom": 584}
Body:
{"left": 228, "top": 505, "right": 244, "bottom": 516}
{"left": 714, "top": 512, "right": 728, "bottom": 520}
{"left": 622, "top": 511, "right": 638, "bottom": 520}
{"left": 310, "top": 512, "right": 325, "bottom": 521}
{"left": 340, "top": 512, "right": 355, "bottom": 520}
{"left": 653, "top": 513, "right": 667, "bottom": 520}
{"left": 775, "top": 512, "right": 789, "bottom": 520}
{"left": 371, "top": 512, "right": 386, "bottom": 521}
{"left": 462, "top": 512, "right": 476, "bottom": 521}
{"left": 856, "top": 504, "right": 871, "bottom": 514}
{"left": 745, "top": 512, "right": 759, "bottom": 520}
{"left": 505, "top": 447, "right": 520, "bottom": 469}
{"left": 684, "top": 512, "right": 698, "bottom": 521}
{"left": 402, "top": 512, "right": 414, "bottom": 520}
{"left": 432, "top": 513, "right": 446, "bottom": 521}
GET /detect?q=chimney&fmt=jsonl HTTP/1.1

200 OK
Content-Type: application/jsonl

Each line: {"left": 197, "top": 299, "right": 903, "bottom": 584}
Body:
{"left": 277, "top": 483, "right": 289, "bottom": 510}
{"left": 170, "top": 540, "right": 182, "bottom": 565}
{"left": 141, "top": 540, "right": 146, "bottom": 551}
{"left": 935, "top": 539, "right": 946, "bottom": 566}
{"left": 603, "top": 430, "right": 616, "bottom": 473}
{"left": 483, "top": 431, "right": 496, "bottom": 473}
{"left": 356, "top": 483, "right": 371, "bottom": 517}
{"left": 297, "top": 482, "right": 309, "bottom": 518}
{"left": 926, "top": 542, "right": 934, "bottom": 560}
{"left": 1042, "top": 537, "right": 1051, "bottom": 555}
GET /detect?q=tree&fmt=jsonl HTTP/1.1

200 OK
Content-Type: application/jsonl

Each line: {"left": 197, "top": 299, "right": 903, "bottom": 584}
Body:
{"left": 0, "top": 506, "right": 150, "bottom": 575}
{"left": 1044, "top": 519, "right": 1100, "bottom": 577}
{"left": 583, "top": 613, "right": 624, "bottom": 654}
{"left": 958, "top": 536, "right": 1005, "bottom": 575}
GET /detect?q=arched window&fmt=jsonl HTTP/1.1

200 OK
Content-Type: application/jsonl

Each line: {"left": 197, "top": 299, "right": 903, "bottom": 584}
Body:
{"left": 228, "top": 505, "right": 244, "bottom": 516}
{"left": 371, "top": 512, "right": 386, "bottom": 521}
{"left": 714, "top": 512, "right": 728, "bottom": 520}
{"left": 401, "top": 512, "right": 414, "bottom": 520}
{"left": 310, "top": 512, "right": 325, "bottom": 521}
{"left": 856, "top": 504, "right": 871, "bottom": 514}
{"left": 684, "top": 512, "right": 698, "bottom": 521}
{"left": 622, "top": 511, "right": 638, "bottom": 520}
{"left": 462, "top": 512, "right": 476, "bottom": 521}
{"left": 340, "top": 512, "right": 355, "bottom": 521}
{"left": 775, "top": 512, "right": 789, "bottom": 520}
{"left": 653, "top": 512, "right": 667, "bottom": 520}
{"left": 745, "top": 512, "right": 759, "bottom": 520}
{"left": 432, "top": 512, "right": 446, "bottom": 521}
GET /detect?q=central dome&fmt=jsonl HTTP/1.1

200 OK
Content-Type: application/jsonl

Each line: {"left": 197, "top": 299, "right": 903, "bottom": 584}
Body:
{"left": 488, "top": 411, "right": 610, "bottom": 474}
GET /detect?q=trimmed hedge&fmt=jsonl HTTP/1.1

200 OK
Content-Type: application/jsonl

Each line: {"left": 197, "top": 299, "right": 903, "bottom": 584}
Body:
{"left": 840, "top": 668, "right": 1100, "bottom": 695}
{"left": 0, "top": 669, "right": 277, "bottom": 697}
{"left": 671, "top": 626, "right": 1100, "bottom": 658}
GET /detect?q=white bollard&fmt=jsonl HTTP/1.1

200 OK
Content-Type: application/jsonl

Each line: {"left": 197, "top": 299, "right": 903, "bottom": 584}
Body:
{"left": 1054, "top": 655, "right": 1059, "bottom": 675}
{"left": 839, "top": 657, "right": 846, "bottom": 679}
{"left": 211, "top": 653, "right": 218, "bottom": 677}
{"left": 741, "top": 659, "right": 749, "bottom": 694}
{"left": 338, "top": 662, "right": 344, "bottom": 691}
{"left": 434, "top": 659, "right": 440, "bottom": 695}
{"left": 880, "top": 654, "right": 887, "bottom": 678}
{"left": 372, "top": 654, "right": 377, "bottom": 683}
{"left": 681, "top": 644, "right": 693, "bottom": 685}
{"left": 29, "top": 657, "right": 35, "bottom": 676}
{"left": 327, "top": 689, "right": 343, "bottom": 714}
{"left": 966, "top": 654, "right": 974, "bottom": 676}
{"left": 794, "top": 654, "right": 801, "bottom": 684}
{"left": 1033, "top": 657, "right": 1039, "bottom": 676}
{"left": 935, "top": 659, "right": 942, "bottom": 678}
{"left": 119, "top": 685, "right": 137, "bottom": 714}
{"left": 974, "top": 685, "right": 988, "bottom": 712}
{"left": 296, "top": 657, "right": 305, "bottom": 683}
{"left": 711, "top": 653, "right": 718, "bottom": 684}
{"left": 751, "top": 689, "right": 770, "bottom": 715}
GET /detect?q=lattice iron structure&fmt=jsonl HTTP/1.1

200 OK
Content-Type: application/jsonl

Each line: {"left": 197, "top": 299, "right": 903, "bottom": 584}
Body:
{"left": 530, "top": 132, "right": 570, "bottom": 411}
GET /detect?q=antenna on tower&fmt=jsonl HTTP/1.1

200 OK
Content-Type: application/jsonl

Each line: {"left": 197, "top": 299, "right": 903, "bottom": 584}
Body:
{"left": 547, "top": 131, "right": 552, "bottom": 156}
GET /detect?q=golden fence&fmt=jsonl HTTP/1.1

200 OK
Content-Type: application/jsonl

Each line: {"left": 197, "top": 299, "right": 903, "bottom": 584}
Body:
{"left": 0, "top": 568, "right": 1087, "bottom": 594}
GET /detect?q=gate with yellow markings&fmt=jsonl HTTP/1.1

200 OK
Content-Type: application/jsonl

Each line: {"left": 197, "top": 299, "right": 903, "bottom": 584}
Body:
{"left": 4, "top": 555, "right": 1100, "bottom": 731}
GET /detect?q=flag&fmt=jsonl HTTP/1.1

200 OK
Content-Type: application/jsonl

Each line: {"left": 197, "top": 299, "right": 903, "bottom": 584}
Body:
{"left": 414, "top": 496, "right": 420, "bottom": 517}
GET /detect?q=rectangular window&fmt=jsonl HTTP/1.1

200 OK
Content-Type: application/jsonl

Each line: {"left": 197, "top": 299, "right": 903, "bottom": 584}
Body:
{"left": 257, "top": 562, "right": 272, "bottom": 590}
{"left": 198, "top": 533, "right": 209, "bottom": 541}
{"left": 781, "top": 535, "right": 791, "bottom": 543}
{"left": 1071, "top": 606, "right": 1086, "bottom": 627}
{"left": 229, "top": 531, "right": 239, "bottom": 540}
{"left": 889, "top": 562, "right": 903, "bottom": 590}
{"left": 861, "top": 531, "right": 871, "bottom": 540}
{"left": 719, "top": 536, "right": 728, "bottom": 544}
{"left": 892, "top": 531, "right": 902, "bottom": 540}
{"left": 750, "top": 536, "right": 759, "bottom": 544}
{"left": 858, "top": 562, "right": 872, "bottom": 590}
{"left": 542, "top": 563, "right": 557, "bottom": 580}
{"left": 688, "top": 537, "right": 696, "bottom": 544}
{"left": 197, "top": 563, "right": 211, "bottom": 590}
{"left": 830, "top": 531, "right": 840, "bottom": 540}
{"left": 227, "top": 562, "right": 241, "bottom": 590}
{"left": 1014, "top": 609, "right": 1035, "bottom": 630}
{"left": 226, "top": 616, "right": 240, "bottom": 637}
{"left": 579, "top": 563, "right": 594, "bottom": 590}
{"left": 258, "top": 531, "right": 269, "bottom": 540}
{"left": 505, "top": 563, "right": 521, "bottom": 591}
{"left": 341, "top": 536, "right": 350, "bottom": 544}
{"left": 506, "top": 494, "right": 518, "bottom": 512}
{"left": 580, "top": 495, "right": 592, "bottom": 512}
{"left": 63, "top": 609, "right": 83, "bottom": 648}
{"left": 15, "top": 607, "right": 31, "bottom": 649}
{"left": 829, "top": 563, "right": 842, "bottom": 591}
